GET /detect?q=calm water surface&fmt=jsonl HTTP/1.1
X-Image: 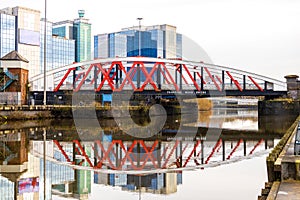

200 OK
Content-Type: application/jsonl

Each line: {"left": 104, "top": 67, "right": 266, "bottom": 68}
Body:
{"left": 0, "top": 108, "right": 296, "bottom": 200}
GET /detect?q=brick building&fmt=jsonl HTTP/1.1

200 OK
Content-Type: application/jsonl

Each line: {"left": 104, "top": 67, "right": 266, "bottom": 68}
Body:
{"left": 0, "top": 51, "right": 29, "bottom": 105}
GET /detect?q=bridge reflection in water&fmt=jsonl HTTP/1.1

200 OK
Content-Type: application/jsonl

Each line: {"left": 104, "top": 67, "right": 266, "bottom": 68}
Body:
{"left": 0, "top": 118, "right": 280, "bottom": 199}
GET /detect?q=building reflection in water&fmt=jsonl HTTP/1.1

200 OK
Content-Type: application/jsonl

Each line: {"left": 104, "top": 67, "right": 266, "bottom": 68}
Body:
{"left": 0, "top": 108, "right": 295, "bottom": 199}
{"left": 0, "top": 131, "right": 40, "bottom": 200}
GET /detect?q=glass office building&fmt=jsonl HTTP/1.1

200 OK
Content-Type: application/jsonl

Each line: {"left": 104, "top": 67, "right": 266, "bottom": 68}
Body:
{"left": 94, "top": 24, "right": 182, "bottom": 59}
{"left": 73, "top": 19, "right": 91, "bottom": 62}
{"left": 35, "top": 19, "right": 75, "bottom": 91}
{"left": 40, "top": 20, "right": 53, "bottom": 73}
{"left": 0, "top": 12, "right": 16, "bottom": 58}
{"left": 13, "top": 7, "right": 41, "bottom": 78}
{"left": 41, "top": 19, "right": 75, "bottom": 71}
{"left": 127, "top": 31, "right": 157, "bottom": 57}
{"left": 0, "top": 7, "right": 41, "bottom": 78}
{"left": 53, "top": 10, "right": 91, "bottom": 62}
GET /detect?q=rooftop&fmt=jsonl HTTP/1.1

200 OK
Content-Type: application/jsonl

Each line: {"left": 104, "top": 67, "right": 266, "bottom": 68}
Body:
{"left": 0, "top": 51, "right": 29, "bottom": 63}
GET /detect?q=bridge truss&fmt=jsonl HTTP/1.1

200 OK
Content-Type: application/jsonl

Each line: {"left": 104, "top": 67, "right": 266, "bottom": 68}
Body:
{"left": 30, "top": 57, "right": 287, "bottom": 97}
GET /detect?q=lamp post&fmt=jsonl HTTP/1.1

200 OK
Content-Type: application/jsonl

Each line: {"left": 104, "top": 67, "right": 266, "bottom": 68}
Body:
{"left": 136, "top": 18, "right": 143, "bottom": 56}
{"left": 43, "top": 0, "right": 47, "bottom": 106}
{"left": 136, "top": 18, "right": 143, "bottom": 88}
{"left": 43, "top": 2, "right": 47, "bottom": 199}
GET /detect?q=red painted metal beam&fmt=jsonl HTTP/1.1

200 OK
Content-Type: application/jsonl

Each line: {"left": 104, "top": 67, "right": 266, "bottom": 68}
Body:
{"left": 204, "top": 67, "right": 222, "bottom": 92}
{"left": 176, "top": 65, "right": 188, "bottom": 84}
{"left": 182, "top": 64, "right": 201, "bottom": 91}
{"left": 53, "top": 140, "right": 72, "bottom": 163}
{"left": 96, "top": 62, "right": 116, "bottom": 91}
{"left": 205, "top": 139, "right": 222, "bottom": 164}
{"left": 75, "top": 72, "right": 85, "bottom": 82}
{"left": 74, "top": 64, "right": 94, "bottom": 92}
{"left": 216, "top": 75, "right": 223, "bottom": 84}
{"left": 226, "top": 71, "right": 243, "bottom": 91}
{"left": 73, "top": 140, "right": 94, "bottom": 167}
{"left": 226, "top": 139, "right": 243, "bottom": 160}
{"left": 183, "top": 140, "right": 201, "bottom": 167}
{"left": 54, "top": 67, "right": 76, "bottom": 92}
{"left": 249, "top": 139, "right": 264, "bottom": 155}
{"left": 114, "top": 62, "right": 138, "bottom": 92}
{"left": 162, "top": 63, "right": 179, "bottom": 91}
{"left": 90, "top": 67, "right": 101, "bottom": 85}
{"left": 248, "top": 76, "right": 264, "bottom": 91}
{"left": 138, "top": 140, "right": 159, "bottom": 169}
{"left": 162, "top": 140, "right": 180, "bottom": 168}
{"left": 158, "top": 66, "right": 171, "bottom": 84}
{"left": 138, "top": 62, "right": 160, "bottom": 92}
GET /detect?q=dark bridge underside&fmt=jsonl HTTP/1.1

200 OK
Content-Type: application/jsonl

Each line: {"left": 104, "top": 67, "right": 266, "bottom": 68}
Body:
{"left": 131, "top": 89, "right": 287, "bottom": 98}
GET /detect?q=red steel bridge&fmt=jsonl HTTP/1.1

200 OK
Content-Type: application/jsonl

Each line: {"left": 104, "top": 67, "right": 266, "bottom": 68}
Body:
{"left": 30, "top": 57, "right": 287, "bottom": 97}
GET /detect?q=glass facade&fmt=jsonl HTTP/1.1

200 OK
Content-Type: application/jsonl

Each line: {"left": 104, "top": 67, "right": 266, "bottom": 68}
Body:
{"left": 52, "top": 21, "right": 74, "bottom": 40}
{"left": 13, "top": 7, "right": 41, "bottom": 78}
{"left": 176, "top": 33, "right": 182, "bottom": 58}
{"left": 94, "top": 24, "right": 182, "bottom": 59}
{"left": 52, "top": 26, "right": 65, "bottom": 38}
{"left": 0, "top": 176, "right": 14, "bottom": 200}
{"left": 37, "top": 20, "right": 75, "bottom": 91}
{"left": 127, "top": 31, "right": 157, "bottom": 57}
{"left": 109, "top": 33, "right": 127, "bottom": 57}
{"left": 0, "top": 13, "right": 16, "bottom": 58}
{"left": 73, "top": 21, "right": 91, "bottom": 62}
{"left": 40, "top": 20, "right": 53, "bottom": 73}
{"left": 53, "top": 17, "right": 90, "bottom": 62}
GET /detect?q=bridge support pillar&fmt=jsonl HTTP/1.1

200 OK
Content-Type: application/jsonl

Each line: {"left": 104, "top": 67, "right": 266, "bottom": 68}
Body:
{"left": 137, "top": 64, "right": 141, "bottom": 89}
{"left": 116, "top": 143, "right": 119, "bottom": 167}
{"left": 285, "top": 75, "right": 300, "bottom": 100}
{"left": 157, "top": 141, "right": 161, "bottom": 167}
{"left": 222, "top": 140, "right": 225, "bottom": 161}
{"left": 179, "top": 64, "right": 182, "bottom": 91}
{"left": 94, "top": 141, "right": 98, "bottom": 166}
{"left": 243, "top": 75, "right": 246, "bottom": 90}
{"left": 116, "top": 64, "right": 119, "bottom": 89}
{"left": 94, "top": 66, "right": 98, "bottom": 90}
{"left": 73, "top": 69, "right": 76, "bottom": 89}
{"left": 201, "top": 67, "right": 204, "bottom": 91}
{"left": 201, "top": 140, "right": 204, "bottom": 164}
{"left": 244, "top": 140, "right": 247, "bottom": 156}
{"left": 222, "top": 70, "right": 225, "bottom": 91}
{"left": 264, "top": 81, "right": 268, "bottom": 91}
{"left": 157, "top": 64, "right": 161, "bottom": 90}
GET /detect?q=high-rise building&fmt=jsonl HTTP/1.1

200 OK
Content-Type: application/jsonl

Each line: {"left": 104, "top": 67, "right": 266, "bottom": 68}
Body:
{"left": 53, "top": 10, "right": 91, "bottom": 62}
{"left": 0, "top": 7, "right": 41, "bottom": 78}
{"left": 38, "top": 19, "right": 75, "bottom": 91}
{"left": 0, "top": 11, "right": 16, "bottom": 58}
{"left": 0, "top": 6, "right": 76, "bottom": 92}
{"left": 94, "top": 24, "right": 182, "bottom": 59}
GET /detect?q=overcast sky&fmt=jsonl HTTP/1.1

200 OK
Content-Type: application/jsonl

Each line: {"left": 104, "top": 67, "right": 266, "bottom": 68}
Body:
{"left": 1, "top": 0, "right": 300, "bottom": 81}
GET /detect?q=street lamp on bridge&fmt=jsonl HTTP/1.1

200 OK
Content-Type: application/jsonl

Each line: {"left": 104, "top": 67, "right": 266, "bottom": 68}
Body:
{"left": 137, "top": 17, "right": 143, "bottom": 56}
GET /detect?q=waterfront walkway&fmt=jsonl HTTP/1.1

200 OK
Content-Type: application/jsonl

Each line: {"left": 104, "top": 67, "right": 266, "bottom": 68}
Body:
{"left": 264, "top": 116, "right": 300, "bottom": 200}
{"left": 275, "top": 181, "right": 300, "bottom": 200}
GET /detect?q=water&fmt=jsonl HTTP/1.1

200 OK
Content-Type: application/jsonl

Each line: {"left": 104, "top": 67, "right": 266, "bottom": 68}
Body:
{"left": 0, "top": 107, "right": 296, "bottom": 200}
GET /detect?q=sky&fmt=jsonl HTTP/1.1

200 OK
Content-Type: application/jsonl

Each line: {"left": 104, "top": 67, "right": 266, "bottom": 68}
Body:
{"left": 1, "top": 0, "right": 300, "bottom": 81}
